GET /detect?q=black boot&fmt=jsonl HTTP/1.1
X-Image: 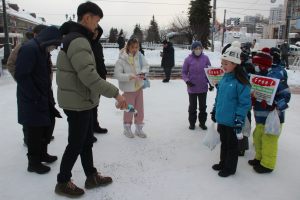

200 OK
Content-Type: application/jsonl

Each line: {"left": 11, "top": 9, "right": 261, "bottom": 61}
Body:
{"left": 199, "top": 123, "right": 207, "bottom": 130}
{"left": 189, "top": 124, "right": 195, "bottom": 130}
{"left": 162, "top": 78, "right": 169, "bottom": 83}
{"left": 41, "top": 144, "right": 57, "bottom": 163}
{"left": 253, "top": 164, "right": 273, "bottom": 174}
{"left": 248, "top": 159, "right": 260, "bottom": 166}
{"left": 94, "top": 126, "right": 108, "bottom": 134}
{"left": 27, "top": 156, "right": 50, "bottom": 174}
{"left": 212, "top": 163, "right": 224, "bottom": 171}
{"left": 41, "top": 153, "right": 57, "bottom": 163}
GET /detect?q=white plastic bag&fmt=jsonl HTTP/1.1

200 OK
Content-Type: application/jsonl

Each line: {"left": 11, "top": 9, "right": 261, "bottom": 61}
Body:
{"left": 203, "top": 123, "right": 220, "bottom": 151}
{"left": 264, "top": 110, "right": 281, "bottom": 136}
{"left": 242, "top": 117, "right": 251, "bottom": 137}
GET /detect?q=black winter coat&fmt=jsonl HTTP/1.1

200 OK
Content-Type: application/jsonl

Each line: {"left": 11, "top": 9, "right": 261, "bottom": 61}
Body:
{"left": 161, "top": 42, "right": 175, "bottom": 68}
{"left": 117, "top": 36, "right": 125, "bottom": 50}
{"left": 15, "top": 26, "right": 62, "bottom": 126}
{"left": 92, "top": 26, "right": 107, "bottom": 80}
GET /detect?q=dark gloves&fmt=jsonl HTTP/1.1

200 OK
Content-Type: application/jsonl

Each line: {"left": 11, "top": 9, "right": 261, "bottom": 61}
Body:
{"left": 234, "top": 118, "right": 244, "bottom": 140}
{"left": 275, "top": 98, "right": 288, "bottom": 111}
{"left": 209, "top": 84, "right": 214, "bottom": 91}
{"left": 186, "top": 81, "right": 195, "bottom": 88}
{"left": 210, "top": 105, "right": 216, "bottom": 123}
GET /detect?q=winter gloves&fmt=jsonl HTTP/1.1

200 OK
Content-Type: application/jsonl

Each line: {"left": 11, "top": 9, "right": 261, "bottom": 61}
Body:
{"left": 186, "top": 81, "right": 195, "bottom": 88}
{"left": 209, "top": 84, "right": 214, "bottom": 91}
{"left": 275, "top": 98, "right": 288, "bottom": 111}
{"left": 234, "top": 117, "right": 244, "bottom": 140}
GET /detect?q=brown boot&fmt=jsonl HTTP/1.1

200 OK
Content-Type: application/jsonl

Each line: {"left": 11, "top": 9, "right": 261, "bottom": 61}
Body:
{"left": 85, "top": 172, "right": 113, "bottom": 189}
{"left": 55, "top": 181, "right": 85, "bottom": 197}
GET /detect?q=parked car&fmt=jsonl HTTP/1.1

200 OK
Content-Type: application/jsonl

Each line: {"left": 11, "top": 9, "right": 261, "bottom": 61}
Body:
{"left": 289, "top": 45, "right": 300, "bottom": 56}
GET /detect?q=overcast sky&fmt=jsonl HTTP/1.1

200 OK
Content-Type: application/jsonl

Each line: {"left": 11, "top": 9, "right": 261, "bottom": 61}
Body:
{"left": 8, "top": 0, "right": 284, "bottom": 36}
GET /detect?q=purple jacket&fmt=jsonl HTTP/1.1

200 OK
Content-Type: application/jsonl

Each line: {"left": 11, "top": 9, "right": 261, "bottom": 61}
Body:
{"left": 182, "top": 53, "right": 211, "bottom": 94}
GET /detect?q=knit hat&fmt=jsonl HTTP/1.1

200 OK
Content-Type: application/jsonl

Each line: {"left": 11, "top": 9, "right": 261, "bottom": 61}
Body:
{"left": 252, "top": 47, "right": 272, "bottom": 70}
{"left": 270, "top": 47, "right": 281, "bottom": 64}
{"left": 191, "top": 41, "right": 203, "bottom": 50}
{"left": 221, "top": 41, "right": 241, "bottom": 64}
{"left": 77, "top": 1, "right": 103, "bottom": 19}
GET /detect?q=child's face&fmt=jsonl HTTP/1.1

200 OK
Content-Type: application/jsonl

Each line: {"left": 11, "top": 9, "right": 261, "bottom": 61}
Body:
{"left": 128, "top": 43, "right": 139, "bottom": 55}
{"left": 221, "top": 59, "right": 237, "bottom": 73}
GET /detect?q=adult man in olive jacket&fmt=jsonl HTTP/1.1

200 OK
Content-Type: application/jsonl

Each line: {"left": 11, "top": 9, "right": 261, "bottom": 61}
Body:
{"left": 55, "top": 2, "right": 126, "bottom": 197}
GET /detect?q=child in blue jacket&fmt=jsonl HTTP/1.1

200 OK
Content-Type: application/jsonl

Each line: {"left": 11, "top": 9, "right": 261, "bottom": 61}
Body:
{"left": 249, "top": 47, "right": 291, "bottom": 173}
{"left": 212, "top": 42, "right": 251, "bottom": 177}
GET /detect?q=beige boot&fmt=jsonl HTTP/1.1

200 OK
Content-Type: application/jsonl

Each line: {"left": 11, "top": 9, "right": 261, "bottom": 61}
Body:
{"left": 135, "top": 124, "right": 147, "bottom": 138}
{"left": 123, "top": 124, "right": 134, "bottom": 138}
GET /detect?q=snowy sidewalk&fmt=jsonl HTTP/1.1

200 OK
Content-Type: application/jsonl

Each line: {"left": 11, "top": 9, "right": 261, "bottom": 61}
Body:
{"left": 0, "top": 75, "right": 299, "bottom": 200}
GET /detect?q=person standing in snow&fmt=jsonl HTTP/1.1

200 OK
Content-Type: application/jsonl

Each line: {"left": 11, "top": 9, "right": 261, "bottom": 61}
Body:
{"left": 114, "top": 38, "right": 150, "bottom": 138}
{"left": 280, "top": 41, "right": 290, "bottom": 69}
{"left": 15, "top": 26, "right": 62, "bottom": 174}
{"left": 91, "top": 25, "right": 109, "bottom": 140}
{"left": 161, "top": 39, "right": 174, "bottom": 83}
{"left": 55, "top": 2, "right": 127, "bottom": 197}
{"left": 117, "top": 31, "right": 126, "bottom": 50}
{"left": 237, "top": 48, "right": 256, "bottom": 156}
{"left": 182, "top": 41, "right": 213, "bottom": 131}
{"left": 249, "top": 47, "right": 291, "bottom": 173}
{"left": 212, "top": 41, "right": 251, "bottom": 177}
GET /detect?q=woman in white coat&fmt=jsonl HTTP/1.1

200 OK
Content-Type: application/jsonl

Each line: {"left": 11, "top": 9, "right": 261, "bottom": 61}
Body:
{"left": 114, "top": 38, "right": 150, "bottom": 138}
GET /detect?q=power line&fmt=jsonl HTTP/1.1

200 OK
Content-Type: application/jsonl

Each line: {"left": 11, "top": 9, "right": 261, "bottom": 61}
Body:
{"left": 92, "top": 0, "right": 186, "bottom": 6}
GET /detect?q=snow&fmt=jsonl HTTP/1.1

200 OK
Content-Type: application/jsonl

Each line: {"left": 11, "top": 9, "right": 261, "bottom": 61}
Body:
{"left": 0, "top": 4, "right": 46, "bottom": 25}
{"left": 0, "top": 70, "right": 300, "bottom": 199}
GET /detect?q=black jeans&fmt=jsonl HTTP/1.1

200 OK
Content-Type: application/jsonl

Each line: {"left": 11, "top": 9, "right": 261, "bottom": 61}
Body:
{"left": 163, "top": 66, "right": 172, "bottom": 80}
{"left": 188, "top": 93, "right": 207, "bottom": 126}
{"left": 25, "top": 118, "right": 55, "bottom": 162}
{"left": 217, "top": 124, "right": 239, "bottom": 173}
{"left": 281, "top": 54, "right": 289, "bottom": 69}
{"left": 57, "top": 109, "right": 97, "bottom": 183}
{"left": 92, "top": 105, "right": 100, "bottom": 129}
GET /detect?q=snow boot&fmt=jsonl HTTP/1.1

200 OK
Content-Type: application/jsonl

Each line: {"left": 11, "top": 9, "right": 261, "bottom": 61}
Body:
{"left": 189, "top": 124, "right": 195, "bottom": 130}
{"left": 253, "top": 164, "right": 273, "bottom": 174}
{"left": 55, "top": 181, "right": 85, "bottom": 197}
{"left": 199, "top": 123, "right": 207, "bottom": 130}
{"left": 123, "top": 124, "right": 134, "bottom": 138}
{"left": 248, "top": 159, "right": 260, "bottom": 166}
{"left": 27, "top": 156, "right": 50, "bottom": 174}
{"left": 94, "top": 126, "right": 108, "bottom": 134}
{"left": 40, "top": 144, "right": 57, "bottom": 163}
{"left": 212, "top": 162, "right": 224, "bottom": 171}
{"left": 135, "top": 124, "right": 147, "bottom": 138}
{"left": 85, "top": 172, "right": 113, "bottom": 189}
{"left": 218, "top": 170, "right": 235, "bottom": 177}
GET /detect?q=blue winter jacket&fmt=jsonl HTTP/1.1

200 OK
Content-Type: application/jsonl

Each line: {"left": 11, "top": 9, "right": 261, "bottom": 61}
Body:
{"left": 253, "top": 64, "right": 291, "bottom": 124}
{"left": 215, "top": 72, "right": 251, "bottom": 127}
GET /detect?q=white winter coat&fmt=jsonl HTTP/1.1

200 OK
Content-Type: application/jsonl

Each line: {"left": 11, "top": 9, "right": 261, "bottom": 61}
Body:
{"left": 114, "top": 50, "right": 150, "bottom": 92}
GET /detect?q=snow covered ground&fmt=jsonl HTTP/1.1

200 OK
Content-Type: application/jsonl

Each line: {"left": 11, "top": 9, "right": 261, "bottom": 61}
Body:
{"left": 0, "top": 71, "right": 300, "bottom": 200}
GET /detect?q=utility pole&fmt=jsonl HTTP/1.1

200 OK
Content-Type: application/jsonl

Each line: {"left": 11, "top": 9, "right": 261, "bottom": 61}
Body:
{"left": 285, "top": 0, "right": 291, "bottom": 44}
{"left": 1, "top": 0, "right": 10, "bottom": 64}
{"left": 211, "top": 0, "right": 216, "bottom": 52}
{"left": 221, "top": 9, "right": 226, "bottom": 48}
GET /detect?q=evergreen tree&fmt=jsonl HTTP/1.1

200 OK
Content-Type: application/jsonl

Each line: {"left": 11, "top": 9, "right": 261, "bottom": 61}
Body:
{"left": 108, "top": 27, "right": 118, "bottom": 43}
{"left": 131, "top": 24, "right": 144, "bottom": 42}
{"left": 146, "top": 15, "right": 160, "bottom": 43}
{"left": 188, "top": 0, "right": 212, "bottom": 48}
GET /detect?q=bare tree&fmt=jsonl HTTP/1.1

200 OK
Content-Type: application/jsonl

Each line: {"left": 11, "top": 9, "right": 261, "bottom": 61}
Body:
{"left": 169, "top": 15, "right": 193, "bottom": 44}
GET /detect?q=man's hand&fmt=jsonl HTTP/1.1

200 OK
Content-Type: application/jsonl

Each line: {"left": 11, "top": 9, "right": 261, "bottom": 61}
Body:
{"left": 115, "top": 94, "right": 127, "bottom": 110}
